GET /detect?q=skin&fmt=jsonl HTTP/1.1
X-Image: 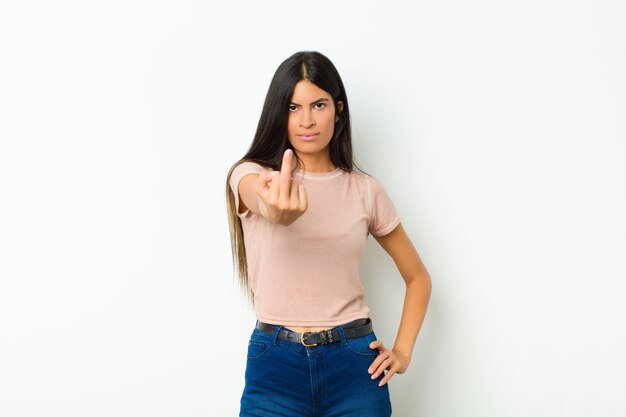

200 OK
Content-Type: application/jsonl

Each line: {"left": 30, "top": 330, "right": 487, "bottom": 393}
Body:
{"left": 286, "top": 79, "right": 343, "bottom": 173}
{"left": 236, "top": 80, "right": 432, "bottom": 387}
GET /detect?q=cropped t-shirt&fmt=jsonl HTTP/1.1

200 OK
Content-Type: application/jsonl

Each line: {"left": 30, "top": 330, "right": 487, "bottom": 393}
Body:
{"left": 229, "top": 161, "right": 401, "bottom": 326}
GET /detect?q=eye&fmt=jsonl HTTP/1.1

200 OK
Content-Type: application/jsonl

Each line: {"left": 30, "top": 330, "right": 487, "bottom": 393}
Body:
{"left": 315, "top": 102, "right": 326, "bottom": 109}
{"left": 288, "top": 104, "right": 298, "bottom": 112}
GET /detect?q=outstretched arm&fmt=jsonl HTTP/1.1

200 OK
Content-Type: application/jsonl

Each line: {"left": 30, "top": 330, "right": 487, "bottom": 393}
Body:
{"left": 367, "top": 223, "right": 432, "bottom": 386}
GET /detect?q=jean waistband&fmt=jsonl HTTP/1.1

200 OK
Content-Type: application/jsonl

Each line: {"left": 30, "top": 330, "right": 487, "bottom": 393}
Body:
{"left": 255, "top": 318, "right": 373, "bottom": 347}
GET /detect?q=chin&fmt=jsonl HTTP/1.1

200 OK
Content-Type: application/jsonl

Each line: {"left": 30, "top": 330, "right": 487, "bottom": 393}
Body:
{"left": 290, "top": 141, "right": 331, "bottom": 152}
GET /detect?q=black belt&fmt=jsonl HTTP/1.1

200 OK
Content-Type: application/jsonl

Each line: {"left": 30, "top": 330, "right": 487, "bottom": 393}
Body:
{"left": 256, "top": 318, "right": 373, "bottom": 347}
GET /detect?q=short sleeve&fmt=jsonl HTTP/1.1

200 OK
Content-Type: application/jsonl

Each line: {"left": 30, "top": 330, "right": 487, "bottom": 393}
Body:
{"left": 366, "top": 175, "right": 401, "bottom": 236}
{"left": 229, "top": 161, "right": 265, "bottom": 218}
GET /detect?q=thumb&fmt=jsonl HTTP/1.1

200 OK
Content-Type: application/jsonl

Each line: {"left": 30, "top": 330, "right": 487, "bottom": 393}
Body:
{"left": 258, "top": 169, "right": 277, "bottom": 189}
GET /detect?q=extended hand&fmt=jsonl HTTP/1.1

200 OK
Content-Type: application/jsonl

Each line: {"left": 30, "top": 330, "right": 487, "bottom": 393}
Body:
{"left": 255, "top": 149, "right": 308, "bottom": 225}
{"left": 367, "top": 340, "right": 410, "bottom": 387}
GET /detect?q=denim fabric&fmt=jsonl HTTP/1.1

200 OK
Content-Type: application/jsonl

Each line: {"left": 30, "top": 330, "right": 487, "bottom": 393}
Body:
{"left": 239, "top": 320, "right": 392, "bottom": 416}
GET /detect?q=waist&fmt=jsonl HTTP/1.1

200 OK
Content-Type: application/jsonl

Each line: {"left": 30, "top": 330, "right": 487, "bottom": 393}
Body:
{"left": 255, "top": 317, "right": 373, "bottom": 347}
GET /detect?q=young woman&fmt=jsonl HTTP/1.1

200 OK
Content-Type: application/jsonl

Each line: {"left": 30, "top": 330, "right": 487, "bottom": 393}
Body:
{"left": 226, "top": 50, "right": 432, "bottom": 416}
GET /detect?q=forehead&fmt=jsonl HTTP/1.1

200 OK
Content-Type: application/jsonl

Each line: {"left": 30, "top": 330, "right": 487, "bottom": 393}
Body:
{"left": 290, "top": 80, "right": 332, "bottom": 102}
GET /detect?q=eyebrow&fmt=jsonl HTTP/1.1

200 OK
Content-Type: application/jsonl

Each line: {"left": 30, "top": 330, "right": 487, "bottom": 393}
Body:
{"left": 289, "top": 98, "right": 330, "bottom": 106}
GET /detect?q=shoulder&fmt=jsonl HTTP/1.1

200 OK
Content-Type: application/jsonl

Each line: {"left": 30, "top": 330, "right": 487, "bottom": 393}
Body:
{"left": 229, "top": 160, "right": 267, "bottom": 181}
{"left": 349, "top": 170, "right": 396, "bottom": 209}
{"left": 227, "top": 161, "right": 270, "bottom": 195}
{"left": 230, "top": 160, "right": 266, "bottom": 174}
{"left": 347, "top": 169, "right": 386, "bottom": 190}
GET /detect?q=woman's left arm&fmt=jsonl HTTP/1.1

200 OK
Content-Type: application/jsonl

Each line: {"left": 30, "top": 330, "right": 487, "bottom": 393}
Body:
{"left": 367, "top": 223, "right": 432, "bottom": 386}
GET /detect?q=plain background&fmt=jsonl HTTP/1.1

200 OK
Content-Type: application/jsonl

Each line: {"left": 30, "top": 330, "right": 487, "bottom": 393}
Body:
{"left": 1, "top": 1, "right": 625, "bottom": 416}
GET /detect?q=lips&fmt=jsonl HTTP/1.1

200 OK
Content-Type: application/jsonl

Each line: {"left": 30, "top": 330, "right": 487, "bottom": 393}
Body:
{"left": 298, "top": 133, "right": 319, "bottom": 142}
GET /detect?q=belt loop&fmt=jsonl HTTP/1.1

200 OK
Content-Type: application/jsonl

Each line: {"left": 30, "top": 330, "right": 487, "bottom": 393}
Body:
{"left": 336, "top": 325, "right": 347, "bottom": 346}
{"left": 271, "top": 324, "right": 282, "bottom": 345}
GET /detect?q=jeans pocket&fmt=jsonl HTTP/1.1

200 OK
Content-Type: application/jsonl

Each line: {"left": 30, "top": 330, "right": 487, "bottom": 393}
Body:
{"left": 247, "top": 340, "right": 271, "bottom": 360}
{"left": 345, "top": 332, "right": 379, "bottom": 358}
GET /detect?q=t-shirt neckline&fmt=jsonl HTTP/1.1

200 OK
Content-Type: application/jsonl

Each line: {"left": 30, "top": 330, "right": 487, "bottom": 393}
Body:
{"left": 293, "top": 167, "right": 344, "bottom": 180}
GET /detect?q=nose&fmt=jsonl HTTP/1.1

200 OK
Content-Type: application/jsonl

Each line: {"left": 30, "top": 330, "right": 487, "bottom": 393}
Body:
{"left": 299, "top": 108, "right": 316, "bottom": 128}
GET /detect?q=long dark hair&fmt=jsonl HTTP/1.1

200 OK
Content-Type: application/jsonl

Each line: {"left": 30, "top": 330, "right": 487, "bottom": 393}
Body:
{"left": 226, "top": 50, "right": 357, "bottom": 305}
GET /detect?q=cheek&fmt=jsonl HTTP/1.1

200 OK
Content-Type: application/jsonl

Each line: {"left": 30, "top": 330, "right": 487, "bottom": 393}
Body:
{"left": 287, "top": 118, "right": 298, "bottom": 137}
{"left": 322, "top": 114, "right": 336, "bottom": 136}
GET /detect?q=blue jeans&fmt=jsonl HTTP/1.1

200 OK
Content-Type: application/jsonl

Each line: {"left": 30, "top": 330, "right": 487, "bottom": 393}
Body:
{"left": 239, "top": 319, "right": 393, "bottom": 416}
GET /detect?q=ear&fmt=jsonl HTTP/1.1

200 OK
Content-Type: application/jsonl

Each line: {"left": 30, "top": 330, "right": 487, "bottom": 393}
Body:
{"left": 335, "top": 101, "right": 344, "bottom": 123}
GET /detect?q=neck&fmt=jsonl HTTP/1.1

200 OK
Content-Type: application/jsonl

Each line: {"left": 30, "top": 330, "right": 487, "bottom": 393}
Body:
{"left": 294, "top": 152, "right": 336, "bottom": 173}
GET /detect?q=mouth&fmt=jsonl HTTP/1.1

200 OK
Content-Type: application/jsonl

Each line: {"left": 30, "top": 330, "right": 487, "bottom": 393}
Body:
{"left": 298, "top": 133, "right": 319, "bottom": 142}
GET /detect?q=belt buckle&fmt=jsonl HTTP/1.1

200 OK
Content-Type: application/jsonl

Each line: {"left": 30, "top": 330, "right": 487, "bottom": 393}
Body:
{"left": 300, "top": 331, "right": 318, "bottom": 347}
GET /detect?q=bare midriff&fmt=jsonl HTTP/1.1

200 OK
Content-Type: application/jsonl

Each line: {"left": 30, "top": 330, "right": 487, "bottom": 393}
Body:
{"left": 285, "top": 325, "right": 335, "bottom": 333}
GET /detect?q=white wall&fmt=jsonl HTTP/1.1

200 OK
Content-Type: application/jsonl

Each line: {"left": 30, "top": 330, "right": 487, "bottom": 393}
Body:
{"left": 1, "top": 1, "right": 624, "bottom": 416}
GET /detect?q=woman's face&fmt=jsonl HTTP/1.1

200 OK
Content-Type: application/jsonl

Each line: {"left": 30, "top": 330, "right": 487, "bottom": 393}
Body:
{"left": 287, "top": 80, "right": 343, "bottom": 165}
